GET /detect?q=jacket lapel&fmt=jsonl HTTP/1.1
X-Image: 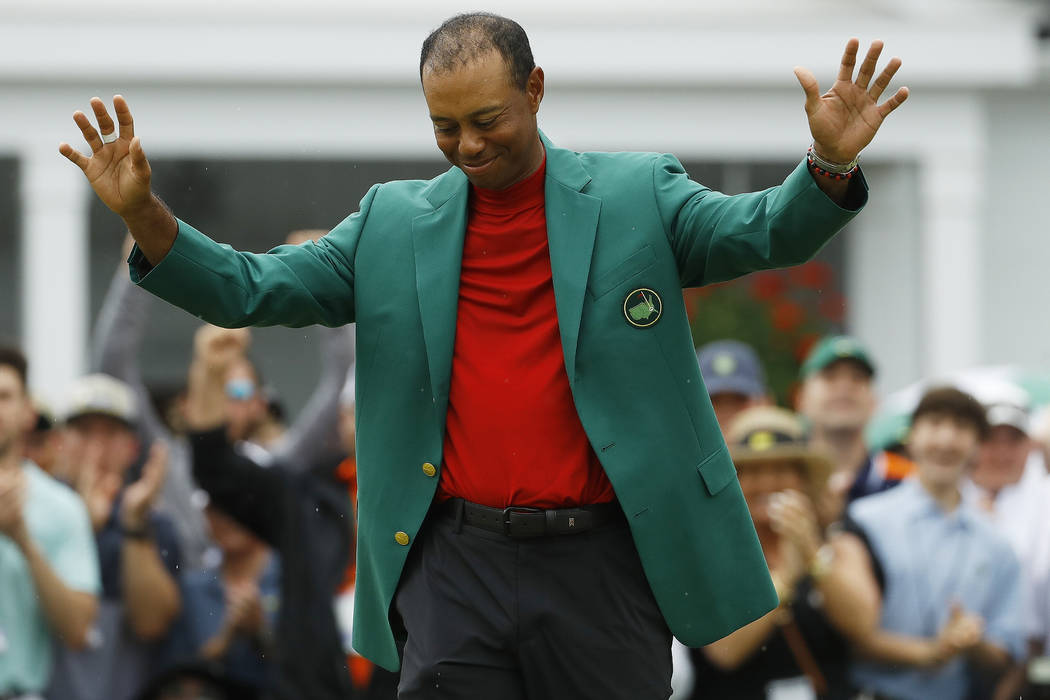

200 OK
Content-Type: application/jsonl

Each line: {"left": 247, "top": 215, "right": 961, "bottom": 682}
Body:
{"left": 543, "top": 135, "right": 601, "bottom": 384}
{"left": 413, "top": 167, "right": 468, "bottom": 409}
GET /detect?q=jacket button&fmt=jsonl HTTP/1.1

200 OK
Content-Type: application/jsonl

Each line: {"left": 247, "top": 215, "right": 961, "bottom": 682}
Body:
{"left": 395, "top": 531, "right": 410, "bottom": 546}
{"left": 422, "top": 462, "right": 437, "bottom": 477}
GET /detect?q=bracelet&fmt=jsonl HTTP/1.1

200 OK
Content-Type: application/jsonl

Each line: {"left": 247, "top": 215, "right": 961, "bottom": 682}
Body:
{"left": 807, "top": 146, "right": 859, "bottom": 180}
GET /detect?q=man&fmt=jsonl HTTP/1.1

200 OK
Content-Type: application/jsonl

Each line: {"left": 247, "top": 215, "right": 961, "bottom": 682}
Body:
{"left": 60, "top": 13, "right": 908, "bottom": 697}
{"left": 837, "top": 387, "right": 1024, "bottom": 700}
{"left": 46, "top": 374, "right": 183, "bottom": 700}
{"left": 91, "top": 232, "right": 356, "bottom": 569}
{"left": 183, "top": 324, "right": 356, "bottom": 700}
{"left": 164, "top": 499, "right": 280, "bottom": 693}
{"left": 0, "top": 347, "right": 99, "bottom": 699}
{"left": 695, "top": 339, "right": 771, "bottom": 438}
{"left": 797, "top": 335, "right": 912, "bottom": 512}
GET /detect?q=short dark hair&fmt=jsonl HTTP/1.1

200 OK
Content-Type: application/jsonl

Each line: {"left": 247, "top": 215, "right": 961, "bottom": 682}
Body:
{"left": 911, "top": 386, "right": 989, "bottom": 440}
{"left": 0, "top": 345, "right": 28, "bottom": 393}
{"left": 420, "top": 13, "right": 535, "bottom": 90}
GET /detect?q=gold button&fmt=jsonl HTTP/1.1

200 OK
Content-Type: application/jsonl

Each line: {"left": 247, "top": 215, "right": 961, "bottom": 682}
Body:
{"left": 422, "top": 462, "right": 437, "bottom": 477}
{"left": 394, "top": 531, "right": 410, "bottom": 546}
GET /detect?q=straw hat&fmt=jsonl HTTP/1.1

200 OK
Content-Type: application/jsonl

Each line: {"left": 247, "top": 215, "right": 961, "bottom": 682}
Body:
{"left": 726, "top": 406, "right": 834, "bottom": 494}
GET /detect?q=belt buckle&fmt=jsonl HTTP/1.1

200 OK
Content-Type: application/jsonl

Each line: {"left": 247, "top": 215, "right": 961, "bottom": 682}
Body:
{"left": 502, "top": 506, "right": 543, "bottom": 536}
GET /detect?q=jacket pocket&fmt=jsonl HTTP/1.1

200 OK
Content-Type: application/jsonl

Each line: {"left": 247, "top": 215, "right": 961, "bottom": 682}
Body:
{"left": 696, "top": 448, "right": 735, "bottom": 496}
{"left": 588, "top": 244, "right": 656, "bottom": 299}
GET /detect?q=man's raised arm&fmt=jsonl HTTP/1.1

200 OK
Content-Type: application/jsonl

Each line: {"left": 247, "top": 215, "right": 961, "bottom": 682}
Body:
{"left": 58, "top": 95, "right": 177, "bottom": 265}
{"left": 60, "top": 96, "right": 365, "bottom": 330}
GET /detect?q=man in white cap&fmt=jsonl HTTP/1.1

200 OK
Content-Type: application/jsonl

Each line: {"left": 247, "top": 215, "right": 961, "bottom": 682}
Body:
{"left": 46, "top": 373, "right": 182, "bottom": 700}
{"left": 964, "top": 380, "right": 1044, "bottom": 559}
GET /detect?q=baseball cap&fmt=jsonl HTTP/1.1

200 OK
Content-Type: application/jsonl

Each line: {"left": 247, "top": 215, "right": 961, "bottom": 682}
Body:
{"left": 696, "top": 340, "right": 767, "bottom": 398}
{"left": 63, "top": 373, "right": 137, "bottom": 428}
{"left": 800, "top": 335, "right": 876, "bottom": 379}
{"left": 963, "top": 378, "right": 1030, "bottom": 434}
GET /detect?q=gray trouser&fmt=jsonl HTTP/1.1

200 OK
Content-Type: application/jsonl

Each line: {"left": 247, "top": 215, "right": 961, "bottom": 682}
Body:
{"left": 393, "top": 503, "right": 673, "bottom": 700}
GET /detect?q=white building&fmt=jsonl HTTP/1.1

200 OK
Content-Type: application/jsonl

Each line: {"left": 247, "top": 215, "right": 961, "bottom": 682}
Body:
{"left": 2, "top": 0, "right": 1048, "bottom": 407}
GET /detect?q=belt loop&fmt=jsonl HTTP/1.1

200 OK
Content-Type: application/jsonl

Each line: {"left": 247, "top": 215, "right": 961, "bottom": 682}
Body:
{"left": 453, "top": 498, "right": 464, "bottom": 534}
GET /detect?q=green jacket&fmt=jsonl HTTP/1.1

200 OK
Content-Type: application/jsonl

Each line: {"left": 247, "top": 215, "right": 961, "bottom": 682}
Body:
{"left": 131, "top": 134, "right": 865, "bottom": 672}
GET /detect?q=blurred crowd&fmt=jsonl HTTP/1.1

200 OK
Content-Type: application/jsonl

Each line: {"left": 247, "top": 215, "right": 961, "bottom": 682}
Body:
{"left": 1, "top": 237, "right": 1048, "bottom": 700}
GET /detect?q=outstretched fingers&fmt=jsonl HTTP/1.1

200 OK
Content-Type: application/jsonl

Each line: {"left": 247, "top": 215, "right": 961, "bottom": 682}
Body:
{"left": 878, "top": 86, "right": 910, "bottom": 118}
{"left": 113, "top": 95, "right": 135, "bottom": 140}
{"left": 73, "top": 110, "right": 104, "bottom": 153}
{"left": 90, "top": 97, "right": 117, "bottom": 140}
{"left": 868, "top": 56, "right": 902, "bottom": 100}
{"left": 793, "top": 66, "right": 821, "bottom": 115}
{"left": 854, "top": 40, "right": 884, "bottom": 89}
{"left": 58, "top": 142, "right": 90, "bottom": 170}
{"left": 836, "top": 38, "right": 860, "bottom": 83}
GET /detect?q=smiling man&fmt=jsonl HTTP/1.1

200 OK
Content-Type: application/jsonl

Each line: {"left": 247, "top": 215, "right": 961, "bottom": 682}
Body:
{"left": 839, "top": 387, "right": 1024, "bottom": 700}
{"left": 60, "top": 12, "right": 908, "bottom": 698}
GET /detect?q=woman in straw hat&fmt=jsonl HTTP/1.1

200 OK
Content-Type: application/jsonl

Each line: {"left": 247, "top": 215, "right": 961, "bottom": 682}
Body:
{"left": 687, "top": 406, "right": 873, "bottom": 700}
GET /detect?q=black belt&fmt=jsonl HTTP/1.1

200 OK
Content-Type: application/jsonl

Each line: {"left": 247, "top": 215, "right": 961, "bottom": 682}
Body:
{"left": 437, "top": 498, "right": 625, "bottom": 538}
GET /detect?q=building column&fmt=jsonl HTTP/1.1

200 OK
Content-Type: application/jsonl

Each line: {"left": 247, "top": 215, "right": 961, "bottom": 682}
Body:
{"left": 918, "top": 139, "right": 985, "bottom": 379}
{"left": 19, "top": 145, "right": 89, "bottom": 404}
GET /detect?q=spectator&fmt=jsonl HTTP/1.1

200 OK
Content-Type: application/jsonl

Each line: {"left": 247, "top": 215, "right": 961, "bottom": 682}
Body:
{"left": 963, "top": 380, "right": 1044, "bottom": 559}
{"left": 182, "top": 324, "right": 356, "bottom": 700}
{"left": 92, "top": 233, "right": 356, "bottom": 570}
{"left": 0, "top": 346, "right": 100, "bottom": 698}
{"left": 688, "top": 406, "right": 867, "bottom": 700}
{"left": 797, "top": 335, "right": 912, "bottom": 523}
{"left": 695, "top": 340, "right": 771, "bottom": 438}
{"left": 164, "top": 500, "right": 280, "bottom": 694}
{"left": 46, "top": 374, "right": 183, "bottom": 700}
{"left": 840, "top": 386, "right": 1024, "bottom": 700}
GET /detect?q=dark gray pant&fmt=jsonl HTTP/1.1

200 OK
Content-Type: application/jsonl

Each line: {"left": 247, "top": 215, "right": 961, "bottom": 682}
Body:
{"left": 393, "top": 504, "right": 673, "bottom": 699}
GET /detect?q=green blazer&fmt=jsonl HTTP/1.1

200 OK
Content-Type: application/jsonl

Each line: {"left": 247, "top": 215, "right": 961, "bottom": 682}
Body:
{"left": 131, "top": 133, "right": 865, "bottom": 672}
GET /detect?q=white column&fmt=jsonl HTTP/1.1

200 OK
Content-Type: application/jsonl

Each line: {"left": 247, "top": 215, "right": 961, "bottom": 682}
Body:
{"left": 918, "top": 130, "right": 985, "bottom": 379}
{"left": 19, "top": 145, "right": 89, "bottom": 404}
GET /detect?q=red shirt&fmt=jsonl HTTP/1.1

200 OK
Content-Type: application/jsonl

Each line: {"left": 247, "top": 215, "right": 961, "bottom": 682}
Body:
{"left": 437, "top": 158, "right": 615, "bottom": 508}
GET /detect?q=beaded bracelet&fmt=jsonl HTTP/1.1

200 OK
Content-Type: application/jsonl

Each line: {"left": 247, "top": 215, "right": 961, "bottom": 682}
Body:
{"left": 806, "top": 146, "right": 859, "bottom": 181}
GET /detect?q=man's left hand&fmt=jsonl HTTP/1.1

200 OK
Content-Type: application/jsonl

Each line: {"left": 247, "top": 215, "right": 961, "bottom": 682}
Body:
{"left": 794, "top": 39, "right": 909, "bottom": 164}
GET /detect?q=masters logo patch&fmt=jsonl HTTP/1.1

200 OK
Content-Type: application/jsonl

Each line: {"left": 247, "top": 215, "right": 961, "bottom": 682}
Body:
{"left": 623, "top": 288, "right": 662, "bottom": 328}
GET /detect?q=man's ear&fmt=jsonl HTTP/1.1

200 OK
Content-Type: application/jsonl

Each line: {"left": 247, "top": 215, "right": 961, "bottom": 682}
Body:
{"left": 527, "top": 66, "right": 545, "bottom": 113}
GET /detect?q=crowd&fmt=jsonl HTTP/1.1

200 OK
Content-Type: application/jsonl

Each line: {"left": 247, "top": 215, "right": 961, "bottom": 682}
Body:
{"left": 675, "top": 337, "right": 1045, "bottom": 700}
{"left": 0, "top": 236, "right": 398, "bottom": 700}
{"left": 3, "top": 251, "right": 1045, "bottom": 700}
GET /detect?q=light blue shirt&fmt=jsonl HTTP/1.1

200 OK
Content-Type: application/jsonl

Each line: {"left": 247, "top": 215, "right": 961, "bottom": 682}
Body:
{"left": 0, "top": 462, "right": 100, "bottom": 693}
{"left": 848, "top": 477, "right": 1024, "bottom": 700}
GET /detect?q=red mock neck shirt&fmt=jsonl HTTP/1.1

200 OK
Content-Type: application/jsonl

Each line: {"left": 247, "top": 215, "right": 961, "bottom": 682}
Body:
{"left": 437, "top": 156, "right": 615, "bottom": 508}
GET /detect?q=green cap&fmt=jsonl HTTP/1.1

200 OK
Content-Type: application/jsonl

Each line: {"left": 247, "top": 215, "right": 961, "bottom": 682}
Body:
{"left": 800, "top": 335, "right": 876, "bottom": 379}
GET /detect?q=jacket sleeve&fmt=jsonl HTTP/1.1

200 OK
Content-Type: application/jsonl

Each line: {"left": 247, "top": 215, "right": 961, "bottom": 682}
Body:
{"left": 651, "top": 154, "right": 867, "bottom": 288}
{"left": 128, "top": 183, "right": 382, "bottom": 329}
{"left": 189, "top": 428, "right": 289, "bottom": 547}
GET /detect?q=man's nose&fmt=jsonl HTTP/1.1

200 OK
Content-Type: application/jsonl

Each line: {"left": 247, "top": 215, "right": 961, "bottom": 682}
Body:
{"left": 459, "top": 129, "right": 485, "bottom": 157}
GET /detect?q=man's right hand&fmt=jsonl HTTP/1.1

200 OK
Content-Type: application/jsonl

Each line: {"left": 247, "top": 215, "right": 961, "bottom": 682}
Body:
{"left": 193, "top": 325, "right": 251, "bottom": 375}
{"left": 59, "top": 96, "right": 177, "bottom": 264}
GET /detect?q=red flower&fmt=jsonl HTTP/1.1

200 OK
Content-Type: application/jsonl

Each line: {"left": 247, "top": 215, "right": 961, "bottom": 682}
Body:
{"left": 789, "top": 261, "right": 834, "bottom": 290}
{"left": 771, "top": 299, "right": 805, "bottom": 331}
{"left": 751, "top": 272, "right": 787, "bottom": 301}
